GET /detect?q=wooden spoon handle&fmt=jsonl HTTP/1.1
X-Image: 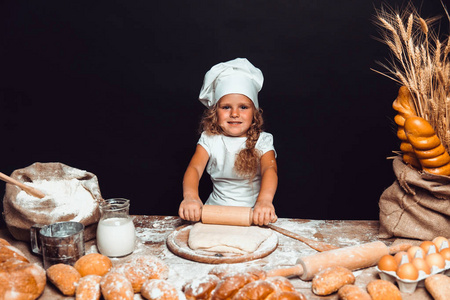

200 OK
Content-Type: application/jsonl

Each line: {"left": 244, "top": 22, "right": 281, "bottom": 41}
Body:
{"left": 0, "top": 172, "right": 45, "bottom": 199}
{"left": 267, "top": 224, "right": 339, "bottom": 252}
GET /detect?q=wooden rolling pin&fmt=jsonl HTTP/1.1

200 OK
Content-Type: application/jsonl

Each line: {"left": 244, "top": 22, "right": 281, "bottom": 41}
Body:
{"left": 201, "top": 205, "right": 338, "bottom": 252}
{"left": 266, "top": 241, "right": 412, "bottom": 281}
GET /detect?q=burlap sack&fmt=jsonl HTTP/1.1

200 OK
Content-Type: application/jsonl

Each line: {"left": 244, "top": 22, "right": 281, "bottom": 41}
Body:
{"left": 379, "top": 156, "right": 450, "bottom": 240}
{"left": 2, "top": 162, "right": 102, "bottom": 241}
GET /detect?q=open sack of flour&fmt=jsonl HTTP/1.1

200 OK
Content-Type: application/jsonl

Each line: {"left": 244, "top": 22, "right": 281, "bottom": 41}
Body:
{"left": 2, "top": 162, "right": 102, "bottom": 241}
{"left": 379, "top": 157, "right": 450, "bottom": 241}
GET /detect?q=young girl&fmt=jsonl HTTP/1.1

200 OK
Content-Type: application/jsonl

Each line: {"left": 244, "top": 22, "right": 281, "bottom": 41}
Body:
{"left": 178, "top": 58, "right": 278, "bottom": 226}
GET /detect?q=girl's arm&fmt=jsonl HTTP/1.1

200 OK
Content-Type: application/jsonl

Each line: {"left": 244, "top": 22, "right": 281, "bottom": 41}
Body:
{"left": 253, "top": 150, "right": 278, "bottom": 226}
{"left": 179, "top": 144, "right": 209, "bottom": 222}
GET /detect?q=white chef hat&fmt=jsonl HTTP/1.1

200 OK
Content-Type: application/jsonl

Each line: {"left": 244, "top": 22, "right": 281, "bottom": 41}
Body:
{"left": 199, "top": 58, "right": 264, "bottom": 109}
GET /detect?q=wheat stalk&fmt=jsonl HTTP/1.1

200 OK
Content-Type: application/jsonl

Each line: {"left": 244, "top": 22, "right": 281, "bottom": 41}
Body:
{"left": 374, "top": 2, "right": 450, "bottom": 151}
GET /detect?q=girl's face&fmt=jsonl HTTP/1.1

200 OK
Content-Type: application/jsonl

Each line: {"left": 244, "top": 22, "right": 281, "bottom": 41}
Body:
{"left": 217, "top": 94, "right": 255, "bottom": 137}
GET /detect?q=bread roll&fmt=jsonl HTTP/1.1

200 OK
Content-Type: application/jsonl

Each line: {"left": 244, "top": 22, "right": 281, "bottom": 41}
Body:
{"left": 425, "top": 274, "right": 450, "bottom": 300}
{"left": 183, "top": 274, "right": 220, "bottom": 300}
{"left": 47, "top": 263, "right": 81, "bottom": 296}
{"left": 100, "top": 272, "right": 134, "bottom": 300}
{"left": 0, "top": 238, "right": 11, "bottom": 246}
{"left": 311, "top": 266, "right": 355, "bottom": 296}
{"left": 141, "top": 279, "right": 181, "bottom": 300}
{"left": 265, "top": 276, "right": 296, "bottom": 293}
{"left": 0, "top": 258, "right": 46, "bottom": 300}
{"left": 392, "top": 86, "right": 420, "bottom": 168}
{"left": 404, "top": 116, "right": 450, "bottom": 175}
{"left": 76, "top": 274, "right": 102, "bottom": 300}
{"left": 366, "top": 279, "right": 401, "bottom": 300}
{"left": 74, "top": 253, "right": 112, "bottom": 277}
{"left": 112, "top": 255, "right": 169, "bottom": 293}
{"left": 337, "top": 284, "right": 371, "bottom": 300}
{"left": 278, "top": 291, "right": 306, "bottom": 300}
{"left": 230, "top": 280, "right": 278, "bottom": 300}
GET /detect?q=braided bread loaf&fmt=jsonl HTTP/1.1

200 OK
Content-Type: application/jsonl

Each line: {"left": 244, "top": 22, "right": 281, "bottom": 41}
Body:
{"left": 392, "top": 86, "right": 420, "bottom": 168}
{"left": 404, "top": 116, "right": 450, "bottom": 176}
{"left": 183, "top": 267, "right": 306, "bottom": 300}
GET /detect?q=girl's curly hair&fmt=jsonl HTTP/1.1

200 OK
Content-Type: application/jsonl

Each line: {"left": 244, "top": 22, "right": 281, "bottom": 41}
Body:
{"left": 199, "top": 104, "right": 264, "bottom": 180}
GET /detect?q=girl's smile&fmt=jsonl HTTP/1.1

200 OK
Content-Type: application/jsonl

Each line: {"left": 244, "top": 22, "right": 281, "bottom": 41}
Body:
{"left": 217, "top": 94, "right": 255, "bottom": 137}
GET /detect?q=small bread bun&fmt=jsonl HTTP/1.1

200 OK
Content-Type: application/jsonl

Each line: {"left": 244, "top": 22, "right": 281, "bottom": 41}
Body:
{"left": 112, "top": 255, "right": 169, "bottom": 293}
{"left": 425, "top": 274, "right": 450, "bottom": 300}
{"left": 338, "top": 284, "right": 371, "bottom": 300}
{"left": 183, "top": 274, "right": 220, "bottom": 300}
{"left": 231, "top": 280, "right": 278, "bottom": 300}
{"left": 141, "top": 279, "right": 181, "bottom": 300}
{"left": 211, "top": 272, "right": 254, "bottom": 299}
{"left": 100, "top": 272, "right": 134, "bottom": 300}
{"left": 76, "top": 274, "right": 102, "bottom": 300}
{"left": 311, "top": 266, "right": 355, "bottom": 296}
{"left": 0, "top": 258, "right": 46, "bottom": 300}
{"left": 47, "top": 263, "right": 81, "bottom": 296}
{"left": 74, "top": 253, "right": 112, "bottom": 277}
{"left": 366, "top": 279, "right": 401, "bottom": 300}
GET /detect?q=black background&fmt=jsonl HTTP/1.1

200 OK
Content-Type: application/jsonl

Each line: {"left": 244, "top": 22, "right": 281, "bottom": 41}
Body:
{"left": 0, "top": 0, "right": 447, "bottom": 220}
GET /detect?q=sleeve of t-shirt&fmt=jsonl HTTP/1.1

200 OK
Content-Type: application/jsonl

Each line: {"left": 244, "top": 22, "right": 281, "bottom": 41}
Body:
{"left": 256, "top": 132, "right": 277, "bottom": 157}
{"left": 197, "top": 131, "right": 211, "bottom": 156}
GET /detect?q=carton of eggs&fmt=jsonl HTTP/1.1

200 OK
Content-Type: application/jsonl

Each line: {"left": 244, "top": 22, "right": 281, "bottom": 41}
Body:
{"left": 376, "top": 237, "right": 450, "bottom": 294}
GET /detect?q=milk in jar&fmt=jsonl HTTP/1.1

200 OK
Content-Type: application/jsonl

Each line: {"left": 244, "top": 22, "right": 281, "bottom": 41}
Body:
{"left": 96, "top": 198, "right": 136, "bottom": 257}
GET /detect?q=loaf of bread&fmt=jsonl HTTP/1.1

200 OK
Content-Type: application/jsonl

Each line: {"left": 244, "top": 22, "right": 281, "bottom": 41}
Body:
{"left": 76, "top": 274, "right": 102, "bottom": 300}
{"left": 183, "top": 268, "right": 306, "bottom": 300}
{"left": 425, "top": 274, "right": 450, "bottom": 300}
{"left": 404, "top": 116, "right": 450, "bottom": 175}
{"left": 392, "top": 86, "right": 420, "bottom": 168}
{"left": 141, "top": 279, "right": 182, "bottom": 300}
{"left": 74, "top": 253, "right": 112, "bottom": 277}
{"left": 366, "top": 279, "right": 401, "bottom": 300}
{"left": 311, "top": 266, "right": 355, "bottom": 296}
{"left": 47, "top": 263, "right": 82, "bottom": 296}
{"left": 100, "top": 272, "right": 134, "bottom": 300}
{"left": 337, "top": 284, "right": 371, "bottom": 300}
{"left": 0, "top": 257, "right": 46, "bottom": 300}
{"left": 111, "top": 254, "right": 169, "bottom": 293}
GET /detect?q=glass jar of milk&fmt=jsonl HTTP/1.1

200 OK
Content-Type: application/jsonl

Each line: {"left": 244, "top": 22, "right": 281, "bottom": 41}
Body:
{"left": 96, "top": 198, "right": 136, "bottom": 257}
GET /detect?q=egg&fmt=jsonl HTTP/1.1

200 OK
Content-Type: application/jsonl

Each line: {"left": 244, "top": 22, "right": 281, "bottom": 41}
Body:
{"left": 432, "top": 236, "right": 449, "bottom": 251}
{"left": 411, "top": 257, "right": 431, "bottom": 274}
{"left": 425, "top": 252, "right": 446, "bottom": 269}
{"left": 378, "top": 254, "right": 398, "bottom": 272}
{"left": 394, "top": 251, "right": 409, "bottom": 265}
{"left": 420, "top": 241, "right": 437, "bottom": 254}
{"left": 439, "top": 248, "right": 450, "bottom": 261}
{"left": 396, "top": 262, "right": 419, "bottom": 280}
{"left": 407, "top": 246, "right": 425, "bottom": 259}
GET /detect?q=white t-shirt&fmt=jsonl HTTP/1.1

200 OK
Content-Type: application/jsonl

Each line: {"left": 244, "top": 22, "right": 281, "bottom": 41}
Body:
{"left": 198, "top": 131, "right": 276, "bottom": 207}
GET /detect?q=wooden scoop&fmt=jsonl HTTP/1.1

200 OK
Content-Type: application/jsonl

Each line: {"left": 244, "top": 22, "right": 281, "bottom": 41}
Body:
{"left": 201, "top": 205, "right": 338, "bottom": 252}
{"left": 0, "top": 171, "right": 45, "bottom": 199}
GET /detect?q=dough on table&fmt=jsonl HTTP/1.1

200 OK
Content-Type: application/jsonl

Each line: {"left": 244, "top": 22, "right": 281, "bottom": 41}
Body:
{"left": 188, "top": 223, "right": 272, "bottom": 254}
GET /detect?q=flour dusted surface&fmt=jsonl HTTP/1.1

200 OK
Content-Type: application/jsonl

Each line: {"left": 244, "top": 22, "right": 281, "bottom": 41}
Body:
{"left": 16, "top": 179, "right": 96, "bottom": 223}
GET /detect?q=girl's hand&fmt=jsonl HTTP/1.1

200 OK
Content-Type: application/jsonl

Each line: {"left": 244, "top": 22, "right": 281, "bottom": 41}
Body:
{"left": 253, "top": 201, "right": 276, "bottom": 226}
{"left": 179, "top": 198, "right": 203, "bottom": 222}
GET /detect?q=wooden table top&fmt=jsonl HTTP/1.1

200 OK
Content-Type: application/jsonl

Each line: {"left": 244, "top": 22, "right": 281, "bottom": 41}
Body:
{"left": 0, "top": 216, "right": 435, "bottom": 299}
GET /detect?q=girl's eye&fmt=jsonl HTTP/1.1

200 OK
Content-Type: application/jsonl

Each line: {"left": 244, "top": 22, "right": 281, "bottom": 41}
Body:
{"left": 240, "top": 105, "right": 249, "bottom": 109}
{"left": 221, "top": 105, "right": 230, "bottom": 109}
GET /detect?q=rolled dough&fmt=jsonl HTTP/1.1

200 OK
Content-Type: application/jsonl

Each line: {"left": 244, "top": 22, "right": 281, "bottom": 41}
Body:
{"left": 188, "top": 223, "right": 272, "bottom": 254}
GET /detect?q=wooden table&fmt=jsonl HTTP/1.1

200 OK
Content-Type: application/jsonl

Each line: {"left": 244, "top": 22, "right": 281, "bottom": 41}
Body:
{"left": 0, "top": 216, "right": 435, "bottom": 299}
